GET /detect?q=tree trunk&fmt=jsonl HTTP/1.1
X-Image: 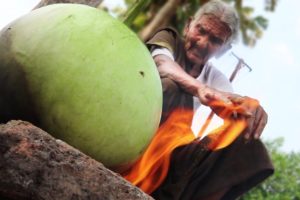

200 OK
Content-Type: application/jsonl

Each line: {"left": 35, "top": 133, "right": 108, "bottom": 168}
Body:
{"left": 33, "top": 0, "right": 103, "bottom": 9}
{"left": 139, "top": 0, "right": 182, "bottom": 41}
{"left": 0, "top": 120, "right": 153, "bottom": 200}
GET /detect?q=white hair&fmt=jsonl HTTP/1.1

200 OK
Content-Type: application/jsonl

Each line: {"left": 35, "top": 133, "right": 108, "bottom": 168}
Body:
{"left": 194, "top": 0, "right": 239, "bottom": 44}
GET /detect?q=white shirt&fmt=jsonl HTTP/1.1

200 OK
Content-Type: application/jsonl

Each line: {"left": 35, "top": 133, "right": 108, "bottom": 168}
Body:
{"left": 151, "top": 47, "right": 233, "bottom": 136}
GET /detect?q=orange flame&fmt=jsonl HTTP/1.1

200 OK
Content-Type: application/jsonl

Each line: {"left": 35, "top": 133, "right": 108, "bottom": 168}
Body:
{"left": 122, "top": 99, "right": 256, "bottom": 194}
{"left": 122, "top": 109, "right": 195, "bottom": 194}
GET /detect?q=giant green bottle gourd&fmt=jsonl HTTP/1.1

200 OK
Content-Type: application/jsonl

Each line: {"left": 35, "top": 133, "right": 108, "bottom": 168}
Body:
{"left": 0, "top": 4, "right": 162, "bottom": 169}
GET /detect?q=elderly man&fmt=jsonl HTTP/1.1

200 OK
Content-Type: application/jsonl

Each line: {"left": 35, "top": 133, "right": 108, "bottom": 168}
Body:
{"left": 146, "top": 0, "right": 274, "bottom": 199}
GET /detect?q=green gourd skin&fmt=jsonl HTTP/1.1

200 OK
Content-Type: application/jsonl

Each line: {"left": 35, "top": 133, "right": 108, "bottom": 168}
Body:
{"left": 0, "top": 4, "right": 162, "bottom": 169}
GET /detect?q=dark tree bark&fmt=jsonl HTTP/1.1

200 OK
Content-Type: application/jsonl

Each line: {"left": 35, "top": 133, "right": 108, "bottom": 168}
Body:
{"left": 139, "top": 0, "right": 182, "bottom": 41}
{"left": 33, "top": 0, "right": 103, "bottom": 9}
{"left": 0, "top": 120, "right": 153, "bottom": 200}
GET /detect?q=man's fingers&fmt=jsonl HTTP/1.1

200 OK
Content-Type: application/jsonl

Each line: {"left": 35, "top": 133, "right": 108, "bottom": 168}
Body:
{"left": 204, "top": 92, "right": 263, "bottom": 124}
{"left": 227, "top": 95, "right": 244, "bottom": 104}
{"left": 233, "top": 106, "right": 253, "bottom": 117}
{"left": 231, "top": 97, "right": 260, "bottom": 117}
{"left": 253, "top": 107, "right": 268, "bottom": 139}
{"left": 245, "top": 114, "right": 255, "bottom": 140}
{"left": 244, "top": 106, "right": 268, "bottom": 140}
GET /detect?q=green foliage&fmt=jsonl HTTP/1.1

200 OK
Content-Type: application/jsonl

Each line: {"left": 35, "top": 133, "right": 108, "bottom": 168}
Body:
{"left": 122, "top": 0, "right": 150, "bottom": 27}
{"left": 118, "top": 0, "right": 278, "bottom": 47}
{"left": 241, "top": 6, "right": 254, "bottom": 17}
{"left": 265, "top": 0, "right": 277, "bottom": 11}
{"left": 240, "top": 138, "right": 300, "bottom": 200}
{"left": 237, "top": 3, "right": 270, "bottom": 46}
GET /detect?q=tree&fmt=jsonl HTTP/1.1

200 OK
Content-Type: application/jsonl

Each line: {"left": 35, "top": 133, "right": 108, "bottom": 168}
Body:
{"left": 113, "top": 0, "right": 277, "bottom": 46}
{"left": 241, "top": 138, "right": 300, "bottom": 200}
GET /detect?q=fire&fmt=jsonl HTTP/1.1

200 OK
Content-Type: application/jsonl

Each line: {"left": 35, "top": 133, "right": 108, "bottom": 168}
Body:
{"left": 122, "top": 109, "right": 195, "bottom": 194}
{"left": 122, "top": 99, "right": 256, "bottom": 194}
{"left": 203, "top": 117, "right": 247, "bottom": 150}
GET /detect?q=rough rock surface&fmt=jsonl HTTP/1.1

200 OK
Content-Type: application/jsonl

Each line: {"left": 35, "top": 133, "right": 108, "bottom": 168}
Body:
{"left": 0, "top": 120, "right": 153, "bottom": 200}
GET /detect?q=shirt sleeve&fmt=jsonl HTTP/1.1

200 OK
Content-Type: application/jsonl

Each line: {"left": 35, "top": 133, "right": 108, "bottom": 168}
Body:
{"left": 146, "top": 29, "right": 176, "bottom": 55}
{"left": 151, "top": 47, "right": 175, "bottom": 61}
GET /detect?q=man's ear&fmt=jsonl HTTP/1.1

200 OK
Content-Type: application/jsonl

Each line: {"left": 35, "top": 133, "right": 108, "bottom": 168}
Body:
{"left": 184, "top": 17, "right": 194, "bottom": 36}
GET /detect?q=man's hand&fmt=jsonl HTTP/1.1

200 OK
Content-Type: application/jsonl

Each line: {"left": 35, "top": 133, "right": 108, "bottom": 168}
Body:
{"left": 229, "top": 96, "right": 268, "bottom": 140}
{"left": 196, "top": 85, "right": 233, "bottom": 106}
{"left": 197, "top": 87, "right": 268, "bottom": 140}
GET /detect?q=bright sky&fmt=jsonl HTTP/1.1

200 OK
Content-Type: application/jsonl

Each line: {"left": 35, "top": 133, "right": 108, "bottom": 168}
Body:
{"left": 0, "top": 0, "right": 299, "bottom": 152}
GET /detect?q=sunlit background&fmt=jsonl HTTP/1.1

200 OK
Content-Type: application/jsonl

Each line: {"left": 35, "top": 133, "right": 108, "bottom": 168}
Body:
{"left": 0, "top": 0, "right": 299, "bottom": 152}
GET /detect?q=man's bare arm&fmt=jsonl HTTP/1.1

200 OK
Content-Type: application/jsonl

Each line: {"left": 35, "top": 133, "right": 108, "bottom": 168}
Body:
{"left": 154, "top": 54, "right": 231, "bottom": 106}
{"left": 154, "top": 54, "right": 268, "bottom": 140}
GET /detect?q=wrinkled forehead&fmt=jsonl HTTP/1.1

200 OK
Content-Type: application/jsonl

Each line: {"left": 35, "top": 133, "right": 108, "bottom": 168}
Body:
{"left": 191, "top": 14, "right": 232, "bottom": 40}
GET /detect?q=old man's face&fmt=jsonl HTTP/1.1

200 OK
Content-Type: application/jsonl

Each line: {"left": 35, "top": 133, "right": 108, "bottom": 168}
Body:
{"left": 184, "top": 14, "right": 232, "bottom": 66}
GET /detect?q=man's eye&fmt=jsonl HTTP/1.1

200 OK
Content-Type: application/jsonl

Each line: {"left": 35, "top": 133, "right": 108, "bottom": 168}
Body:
{"left": 211, "top": 37, "right": 223, "bottom": 45}
{"left": 198, "top": 28, "right": 206, "bottom": 35}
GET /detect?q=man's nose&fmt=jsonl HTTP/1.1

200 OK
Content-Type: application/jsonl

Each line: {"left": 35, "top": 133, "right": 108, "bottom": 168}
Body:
{"left": 196, "top": 36, "right": 209, "bottom": 50}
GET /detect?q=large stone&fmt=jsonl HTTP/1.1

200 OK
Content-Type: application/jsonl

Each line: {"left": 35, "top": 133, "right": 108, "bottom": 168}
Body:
{"left": 0, "top": 120, "right": 154, "bottom": 200}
